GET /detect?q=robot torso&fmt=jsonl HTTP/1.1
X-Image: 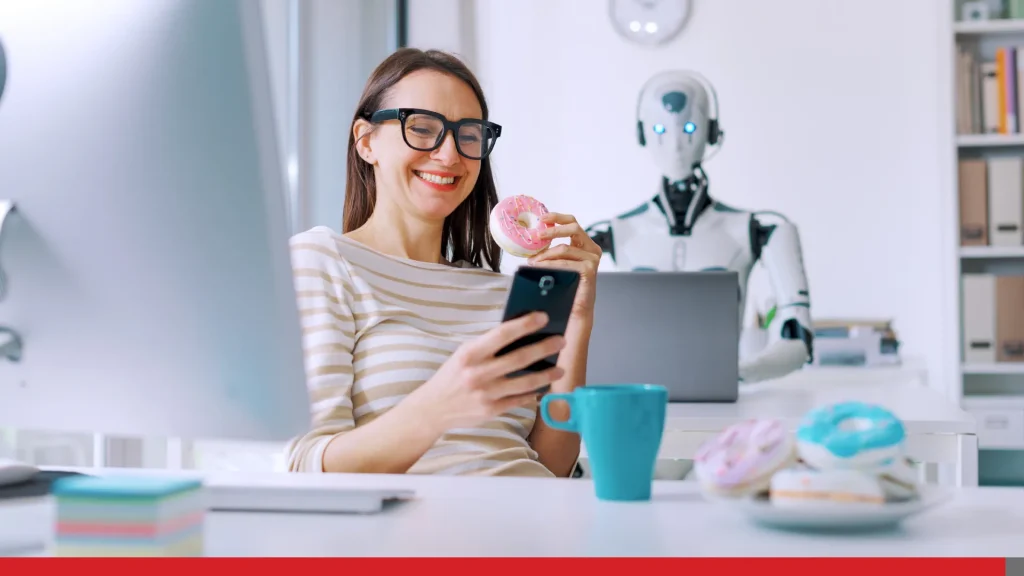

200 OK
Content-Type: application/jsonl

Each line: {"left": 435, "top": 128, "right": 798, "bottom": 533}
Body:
{"left": 603, "top": 200, "right": 758, "bottom": 326}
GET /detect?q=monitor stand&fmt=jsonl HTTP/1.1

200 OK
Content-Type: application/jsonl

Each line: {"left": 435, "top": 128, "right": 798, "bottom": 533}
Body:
{"left": 0, "top": 459, "right": 41, "bottom": 489}
{"left": 206, "top": 482, "right": 414, "bottom": 514}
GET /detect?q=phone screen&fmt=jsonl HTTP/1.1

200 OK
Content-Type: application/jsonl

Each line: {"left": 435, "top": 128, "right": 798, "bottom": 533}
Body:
{"left": 496, "top": 266, "right": 580, "bottom": 382}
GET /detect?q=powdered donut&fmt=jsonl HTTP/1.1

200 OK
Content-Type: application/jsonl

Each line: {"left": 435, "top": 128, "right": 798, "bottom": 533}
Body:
{"left": 488, "top": 195, "right": 553, "bottom": 258}
{"left": 694, "top": 419, "right": 798, "bottom": 499}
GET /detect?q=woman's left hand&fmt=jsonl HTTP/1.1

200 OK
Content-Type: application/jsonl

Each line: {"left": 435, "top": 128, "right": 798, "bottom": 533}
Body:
{"left": 527, "top": 212, "right": 603, "bottom": 322}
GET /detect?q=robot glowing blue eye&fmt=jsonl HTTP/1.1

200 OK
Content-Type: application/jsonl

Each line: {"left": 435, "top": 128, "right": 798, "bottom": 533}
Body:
{"left": 684, "top": 122, "right": 696, "bottom": 134}
{"left": 653, "top": 124, "right": 665, "bottom": 134}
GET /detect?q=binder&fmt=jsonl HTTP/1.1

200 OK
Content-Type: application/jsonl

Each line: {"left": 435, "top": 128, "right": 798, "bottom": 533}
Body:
{"left": 997, "top": 48, "right": 1009, "bottom": 134}
{"left": 987, "top": 157, "right": 1024, "bottom": 246}
{"left": 1009, "top": 48, "right": 1020, "bottom": 134}
{"left": 982, "top": 62, "right": 1000, "bottom": 133}
{"left": 963, "top": 273, "right": 997, "bottom": 364}
{"left": 1017, "top": 47, "right": 1024, "bottom": 132}
{"left": 996, "top": 276, "right": 1024, "bottom": 362}
{"left": 957, "top": 51, "right": 972, "bottom": 134}
{"left": 959, "top": 158, "right": 988, "bottom": 246}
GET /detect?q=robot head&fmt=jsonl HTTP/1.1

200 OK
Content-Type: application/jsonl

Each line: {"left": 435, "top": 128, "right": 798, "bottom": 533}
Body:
{"left": 635, "top": 70, "right": 722, "bottom": 181}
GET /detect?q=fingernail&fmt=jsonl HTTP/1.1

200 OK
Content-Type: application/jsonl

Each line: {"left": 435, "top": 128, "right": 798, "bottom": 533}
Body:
{"left": 533, "top": 312, "right": 549, "bottom": 325}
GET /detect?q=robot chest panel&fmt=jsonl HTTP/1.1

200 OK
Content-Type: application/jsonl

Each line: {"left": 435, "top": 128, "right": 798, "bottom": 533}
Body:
{"left": 616, "top": 224, "right": 751, "bottom": 273}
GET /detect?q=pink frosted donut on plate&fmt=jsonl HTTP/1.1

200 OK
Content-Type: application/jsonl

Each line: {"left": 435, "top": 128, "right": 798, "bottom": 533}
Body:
{"left": 693, "top": 419, "right": 798, "bottom": 499}
{"left": 488, "top": 195, "right": 554, "bottom": 258}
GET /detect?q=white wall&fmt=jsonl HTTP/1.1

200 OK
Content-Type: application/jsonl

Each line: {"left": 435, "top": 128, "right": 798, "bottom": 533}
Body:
{"left": 299, "top": 0, "right": 397, "bottom": 234}
{"left": 261, "top": 0, "right": 290, "bottom": 175}
{"left": 414, "top": 0, "right": 954, "bottom": 394}
{"left": 407, "top": 0, "right": 477, "bottom": 68}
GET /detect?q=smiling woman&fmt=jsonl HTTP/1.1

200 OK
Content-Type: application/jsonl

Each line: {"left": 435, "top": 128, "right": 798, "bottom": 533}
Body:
{"left": 284, "top": 48, "right": 604, "bottom": 478}
{"left": 342, "top": 52, "right": 503, "bottom": 269}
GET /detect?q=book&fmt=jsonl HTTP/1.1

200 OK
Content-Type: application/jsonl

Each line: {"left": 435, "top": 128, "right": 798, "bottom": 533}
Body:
{"left": 957, "top": 43, "right": 1024, "bottom": 135}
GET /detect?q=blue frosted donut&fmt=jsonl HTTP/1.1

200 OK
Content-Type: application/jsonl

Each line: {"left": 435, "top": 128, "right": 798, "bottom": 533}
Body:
{"left": 796, "top": 402, "right": 905, "bottom": 469}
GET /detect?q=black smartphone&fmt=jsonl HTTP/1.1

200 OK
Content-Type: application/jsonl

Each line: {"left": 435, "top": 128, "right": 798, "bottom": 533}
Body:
{"left": 495, "top": 266, "right": 580, "bottom": 390}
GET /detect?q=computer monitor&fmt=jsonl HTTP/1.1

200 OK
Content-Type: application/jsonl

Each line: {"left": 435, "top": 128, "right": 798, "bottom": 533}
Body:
{"left": 0, "top": 0, "right": 311, "bottom": 443}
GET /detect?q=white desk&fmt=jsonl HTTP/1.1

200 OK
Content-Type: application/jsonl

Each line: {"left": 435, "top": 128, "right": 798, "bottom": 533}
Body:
{"left": 581, "top": 375, "right": 978, "bottom": 486}
{"left": 4, "top": 472, "right": 1022, "bottom": 557}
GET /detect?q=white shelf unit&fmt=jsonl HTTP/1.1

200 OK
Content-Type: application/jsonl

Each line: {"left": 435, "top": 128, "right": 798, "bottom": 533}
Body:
{"left": 950, "top": 3, "right": 1024, "bottom": 472}
{"left": 962, "top": 363, "right": 1024, "bottom": 375}
{"left": 955, "top": 19, "right": 1024, "bottom": 34}
{"left": 960, "top": 245, "right": 1024, "bottom": 258}
{"left": 961, "top": 395, "right": 1024, "bottom": 450}
{"left": 957, "top": 133, "right": 1024, "bottom": 146}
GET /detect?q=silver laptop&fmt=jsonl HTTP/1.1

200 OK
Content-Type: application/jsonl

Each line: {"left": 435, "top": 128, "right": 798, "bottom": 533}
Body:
{"left": 586, "top": 271, "right": 740, "bottom": 402}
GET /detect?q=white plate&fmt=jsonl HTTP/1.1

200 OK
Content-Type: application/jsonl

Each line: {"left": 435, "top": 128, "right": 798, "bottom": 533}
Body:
{"left": 707, "top": 487, "right": 954, "bottom": 532}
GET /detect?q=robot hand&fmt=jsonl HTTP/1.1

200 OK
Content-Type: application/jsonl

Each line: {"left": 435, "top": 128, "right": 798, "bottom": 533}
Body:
{"left": 739, "top": 340, "right": 809, "bottom": 383}
{"left": 739, "top": 216, "right": 813, "bottom": 383}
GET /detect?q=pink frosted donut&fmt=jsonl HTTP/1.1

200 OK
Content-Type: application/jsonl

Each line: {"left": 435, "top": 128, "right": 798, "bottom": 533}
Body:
{"left": 694, "top": 419, "right": 797, "bottom": 498}
{"left": 488, "top": 195, "right": 554, "bottom": 258}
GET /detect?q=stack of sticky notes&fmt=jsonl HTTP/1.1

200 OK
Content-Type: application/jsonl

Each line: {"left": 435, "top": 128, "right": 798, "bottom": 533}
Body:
{"left": 51, "top": 475, "right": 205, "bottom": 556}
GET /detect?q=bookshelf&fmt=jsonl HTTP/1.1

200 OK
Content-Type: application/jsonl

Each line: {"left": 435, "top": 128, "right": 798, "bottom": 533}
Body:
{"left": 955, "top": 19, "right": 1024, "bottom": 34}
{"left": 960, "top": 245, "right": 1024, "bottom": 257}
{"left": 957, "top": 133, "right": 1024, "bottom": 146}
{"left": 962, "top": 363, "right": 1024, "bottom": 375}
{"left": 951, "top": 0, "right": 1024, "bottom": 484}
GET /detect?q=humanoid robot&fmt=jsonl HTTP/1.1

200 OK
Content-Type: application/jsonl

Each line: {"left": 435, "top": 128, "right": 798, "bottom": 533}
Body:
{"left": 587, "top": 70, "right": 814, "bottom": 383}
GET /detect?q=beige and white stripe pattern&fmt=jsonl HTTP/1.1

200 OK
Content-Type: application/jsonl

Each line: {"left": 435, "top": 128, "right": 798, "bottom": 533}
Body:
{"left": 285, "top": 226, "right": 553, "bottom": 477}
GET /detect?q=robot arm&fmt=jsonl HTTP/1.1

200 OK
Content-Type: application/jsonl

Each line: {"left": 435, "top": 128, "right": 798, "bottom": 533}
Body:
{"left": 738, "top": 215, "right": 814, "bottom": 383}
{"left": 586, "top": 220, "right": 615, "bottom": 261}
{"left": 586, "top": 220, "right": 620, "bottom": 271}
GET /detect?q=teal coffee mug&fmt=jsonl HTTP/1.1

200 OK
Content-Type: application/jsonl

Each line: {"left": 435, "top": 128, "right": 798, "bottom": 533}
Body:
{"left": 540, "top": 384, "right": 668, "bottom": 501}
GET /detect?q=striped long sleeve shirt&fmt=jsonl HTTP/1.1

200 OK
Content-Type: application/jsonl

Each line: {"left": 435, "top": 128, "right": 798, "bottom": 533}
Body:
{"left": 285, "top": 226, "right": 553, "bottom": 477}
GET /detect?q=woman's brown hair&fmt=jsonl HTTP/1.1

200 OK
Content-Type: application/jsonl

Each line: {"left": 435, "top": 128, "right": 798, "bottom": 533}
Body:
{"left": 344, "top": 48, "right": 502, "bottom": 272}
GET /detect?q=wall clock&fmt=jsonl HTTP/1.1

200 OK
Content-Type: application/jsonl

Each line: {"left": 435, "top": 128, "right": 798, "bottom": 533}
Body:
{"left": 609, "top": 0, "right": 692, "bottom": 47}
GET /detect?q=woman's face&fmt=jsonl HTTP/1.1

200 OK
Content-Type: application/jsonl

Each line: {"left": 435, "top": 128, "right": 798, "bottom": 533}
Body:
{"left": 358, "top": 70, "right": 484, "bottom": 224}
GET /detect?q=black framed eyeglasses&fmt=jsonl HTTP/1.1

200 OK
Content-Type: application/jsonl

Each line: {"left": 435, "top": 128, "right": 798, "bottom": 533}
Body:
{"left": 368, "top": 108, "right": 502, "bottom": 160}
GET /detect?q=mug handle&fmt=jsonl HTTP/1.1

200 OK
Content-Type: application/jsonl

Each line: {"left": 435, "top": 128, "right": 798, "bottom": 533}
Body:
{"left": 540, "top": 393, "right": 578, "bottom": 432}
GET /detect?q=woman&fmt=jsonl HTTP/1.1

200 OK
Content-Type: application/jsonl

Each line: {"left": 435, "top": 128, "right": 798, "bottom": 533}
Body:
{"left": 285, "top": 48, "right": 602, "bottom": 478}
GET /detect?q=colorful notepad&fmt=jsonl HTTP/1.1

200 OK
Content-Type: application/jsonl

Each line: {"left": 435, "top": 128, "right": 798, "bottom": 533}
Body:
{"left": 51, "top": 475, "right": 205, "bottom": 557}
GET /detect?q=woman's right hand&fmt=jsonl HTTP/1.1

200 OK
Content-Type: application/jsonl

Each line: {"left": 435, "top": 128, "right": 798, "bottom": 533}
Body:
{"left": 411, "top": 312, "right": 565, "bottom": 433}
